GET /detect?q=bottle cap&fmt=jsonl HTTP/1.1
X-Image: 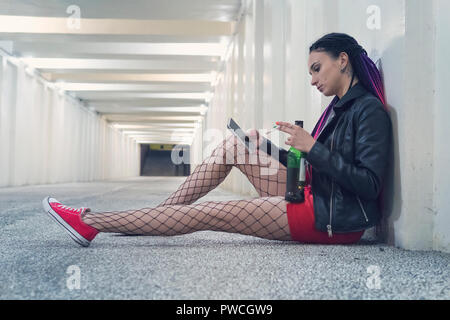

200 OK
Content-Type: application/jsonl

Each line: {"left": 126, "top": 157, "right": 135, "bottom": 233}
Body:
{"left": 295, "top": 120, "right": 304, "bottom": 128}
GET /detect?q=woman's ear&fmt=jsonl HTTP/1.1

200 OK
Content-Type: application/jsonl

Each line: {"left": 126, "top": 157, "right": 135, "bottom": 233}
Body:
{"left": 339, "top": 52, "right": 350, "bottom": 73}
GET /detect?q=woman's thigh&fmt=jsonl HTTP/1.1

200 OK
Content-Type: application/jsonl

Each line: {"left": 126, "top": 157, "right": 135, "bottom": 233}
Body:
{"left": 235, "top": 150, "right": 287, "bottom": 197}
{"left": 210, "top": 196, "right": 292, "bottom": 241}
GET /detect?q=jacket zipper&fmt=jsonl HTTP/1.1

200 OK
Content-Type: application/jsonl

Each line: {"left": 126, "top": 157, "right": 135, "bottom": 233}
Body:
{"left": 356, "top": 196, "right": 369, "bottom": 222}
{"left": 327, "top": 124, "right": 339, "bottom": 238}
{"left": 328, "top": 182, "right": 334, "bottom": 237}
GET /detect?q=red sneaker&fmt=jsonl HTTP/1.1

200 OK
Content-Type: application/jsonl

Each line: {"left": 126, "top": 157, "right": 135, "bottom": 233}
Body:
{"left": 42, "top": 196, "right": 99, "bottom": 247}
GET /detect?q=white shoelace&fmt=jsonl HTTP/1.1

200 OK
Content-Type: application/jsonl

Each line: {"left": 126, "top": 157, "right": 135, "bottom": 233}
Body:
{"left": 57, "top": 204, "right": 83, "bottom": 213}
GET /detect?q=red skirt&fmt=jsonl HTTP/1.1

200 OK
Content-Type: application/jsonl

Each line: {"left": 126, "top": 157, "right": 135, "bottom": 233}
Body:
{"left": 286, "top": 186, "right": 365, "bottom": 244}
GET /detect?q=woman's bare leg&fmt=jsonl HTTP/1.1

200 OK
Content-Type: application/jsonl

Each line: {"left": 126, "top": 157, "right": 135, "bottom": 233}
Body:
{"left": 158, "top": 135, "right": 287, "bottom": 206}
{"left": 82, "top": 197, "right": 292, "bottom": 241}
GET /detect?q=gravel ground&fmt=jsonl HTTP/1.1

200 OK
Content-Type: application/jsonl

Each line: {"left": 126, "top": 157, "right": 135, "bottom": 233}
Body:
{"left": 0, "top": 176, "right": 448, "bottom": 299}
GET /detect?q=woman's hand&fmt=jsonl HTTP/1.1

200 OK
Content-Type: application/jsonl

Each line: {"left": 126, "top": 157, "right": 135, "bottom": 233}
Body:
{"left": 276, "top": 121, "right": 316, "bottom": 153}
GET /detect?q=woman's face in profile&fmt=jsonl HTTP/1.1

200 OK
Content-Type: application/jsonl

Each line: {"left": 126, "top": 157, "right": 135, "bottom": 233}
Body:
{"left": 308, "top": 50, "right": 343, "bottom": 97}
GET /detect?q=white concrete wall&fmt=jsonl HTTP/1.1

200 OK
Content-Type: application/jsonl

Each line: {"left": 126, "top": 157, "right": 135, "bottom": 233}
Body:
{"left": 433, "top": 0, "right": 450, "bottom": 253}
{"left": 0, "top": 55, "right": 140, "bottom": 187}
{"left": 198, "top": 0, "right": 449, "bottom": 252}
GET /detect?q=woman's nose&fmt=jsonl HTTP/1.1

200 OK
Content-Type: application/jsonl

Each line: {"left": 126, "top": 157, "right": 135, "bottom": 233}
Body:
{"left": 311, "top": 76, "right": 318, "bottom": 86}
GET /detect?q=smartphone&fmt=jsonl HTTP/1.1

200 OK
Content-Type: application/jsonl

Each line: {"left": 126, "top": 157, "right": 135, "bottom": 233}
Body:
{"left": 226, "top": 118, "right": 284, "bottom": 157}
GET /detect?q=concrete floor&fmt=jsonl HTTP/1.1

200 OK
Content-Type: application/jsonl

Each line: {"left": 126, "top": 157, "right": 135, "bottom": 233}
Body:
{"left": 0, "top": 176, "right": 448, "bottom": 300}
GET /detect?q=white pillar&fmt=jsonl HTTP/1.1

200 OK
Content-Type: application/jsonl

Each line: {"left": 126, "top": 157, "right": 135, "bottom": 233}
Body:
{"left": 433, "top": 0, "right": 450, "bottom": 252}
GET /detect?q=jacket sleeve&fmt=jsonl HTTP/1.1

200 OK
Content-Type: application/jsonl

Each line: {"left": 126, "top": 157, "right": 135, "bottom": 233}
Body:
{"left": 305, "top": 102, "right": 392, "bottom": 200}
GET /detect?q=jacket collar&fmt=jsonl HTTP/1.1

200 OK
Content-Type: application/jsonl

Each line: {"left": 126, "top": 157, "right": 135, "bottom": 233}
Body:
{"left": 333, "top": 82, "right": 367, "bottom": 110}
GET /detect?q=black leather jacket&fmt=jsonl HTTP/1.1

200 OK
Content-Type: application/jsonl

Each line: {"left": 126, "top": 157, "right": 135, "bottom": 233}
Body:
{"left": 283, "top": 83, "right": 392, "bottom": 236}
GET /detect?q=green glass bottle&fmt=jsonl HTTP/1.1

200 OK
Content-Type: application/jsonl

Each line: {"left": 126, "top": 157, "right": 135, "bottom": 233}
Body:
{"left": 285, "top": 120, "right": 305, "bottom": 203}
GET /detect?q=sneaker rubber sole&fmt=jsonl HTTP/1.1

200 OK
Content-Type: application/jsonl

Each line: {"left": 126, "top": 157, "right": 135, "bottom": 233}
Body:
{"left": 42, "top": 196, "right": 91, "bottom": 247}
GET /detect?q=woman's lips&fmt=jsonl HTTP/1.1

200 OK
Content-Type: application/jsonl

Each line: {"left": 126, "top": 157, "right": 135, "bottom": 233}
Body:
{"left": 318, "top": 85, "right": 323, "bottom": 92}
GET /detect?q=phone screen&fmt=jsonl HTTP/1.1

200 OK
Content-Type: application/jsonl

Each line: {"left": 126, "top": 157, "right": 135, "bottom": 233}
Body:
{"left": 227, "top": 118, "right": 252, "bottom": 151}
{"left": 226, "top": 118, "right": 288, "bottom": 166}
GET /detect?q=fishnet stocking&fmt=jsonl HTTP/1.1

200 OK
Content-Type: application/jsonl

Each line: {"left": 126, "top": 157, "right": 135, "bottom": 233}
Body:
{"left": 158, "top": 134, "right": 287, "bottom": 207}
{"left": 82, "top": 196, "right": 292, "bottom": 241}
{"left": 81, "top": 134, "right": 292, "bottom": 241}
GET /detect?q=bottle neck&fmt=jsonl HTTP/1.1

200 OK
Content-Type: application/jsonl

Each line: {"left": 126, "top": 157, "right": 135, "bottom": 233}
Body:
{"left": 289, "top": 146, "right": 302, "bottom": 155}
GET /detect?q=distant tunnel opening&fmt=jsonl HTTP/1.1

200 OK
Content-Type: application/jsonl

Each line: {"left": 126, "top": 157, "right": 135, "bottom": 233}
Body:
{"left": 140, "top": 144, "right": 190, "bottom": 176}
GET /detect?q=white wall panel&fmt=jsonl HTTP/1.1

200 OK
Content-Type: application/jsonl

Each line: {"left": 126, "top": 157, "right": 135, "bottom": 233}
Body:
{"left": 433, "top": 0, "right": 450, "bottom": 252}
{"left": 0, "top": 55, "right": 140, "bottom": 187}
